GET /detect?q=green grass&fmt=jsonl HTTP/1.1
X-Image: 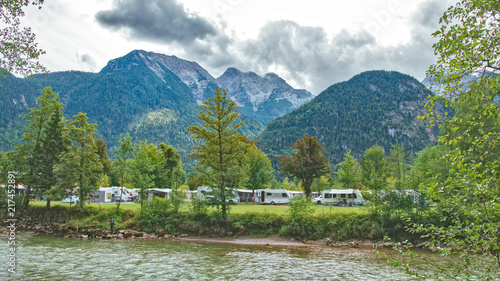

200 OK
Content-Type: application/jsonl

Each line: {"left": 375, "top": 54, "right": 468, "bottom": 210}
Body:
{"left": 30, "top": 200, "right": 369, "bottom": 216}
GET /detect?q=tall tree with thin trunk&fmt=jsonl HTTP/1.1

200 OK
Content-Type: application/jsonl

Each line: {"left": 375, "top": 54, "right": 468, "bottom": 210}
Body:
{"left": 278, "top": 136, "right": 331, "bottom": 199}
{"left": 188, "top": 88, "right": 250, "bottom": 219}
{"left": 114, "top": 134, "right": 133, "bottom": 209}
{"left": 36, "top": 101, "right": 69, "bottom": 207}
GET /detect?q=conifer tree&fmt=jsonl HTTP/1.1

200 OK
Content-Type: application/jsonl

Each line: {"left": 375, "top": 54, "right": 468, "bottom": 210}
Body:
{"left": 55, "top": 113, "right": 102, "bottom": 210}
{"left": 15, "top": 87, "right": 66, "bottom": 208}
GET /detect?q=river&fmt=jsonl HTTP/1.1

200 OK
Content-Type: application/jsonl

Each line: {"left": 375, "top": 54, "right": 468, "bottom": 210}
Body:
{"left": 1, "top": 232, "right": 421, "bottom": 280}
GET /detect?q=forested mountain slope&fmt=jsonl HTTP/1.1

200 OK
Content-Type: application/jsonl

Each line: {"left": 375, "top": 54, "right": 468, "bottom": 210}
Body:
{"left": 258, "top": 70, "right": 445, "bottom": 167}
{"left": 0, "top": 51, "right": 263, "bottom": 169}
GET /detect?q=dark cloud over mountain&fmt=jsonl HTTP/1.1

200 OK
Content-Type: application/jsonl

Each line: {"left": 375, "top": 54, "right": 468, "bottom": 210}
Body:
{"left": 94, "top": 0, "right": 449, "bottom": 94}
{"left": 95, "top": 0, "right": 217, "bottom": 44}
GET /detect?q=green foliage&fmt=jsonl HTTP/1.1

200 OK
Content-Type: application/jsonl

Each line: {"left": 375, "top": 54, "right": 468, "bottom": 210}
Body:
{"left": 281, "top": 198, "right": 315, "bottom": 238}
{"left": 190, "top": 194, "right": 209, "bottom": 217}
{"left": 360, "top": 145, "right": 387, "bottom": 191}
{"left": 14, "top": 87, "right": 68, "bottom": 207}
{"left": 311, "top": 175, "right": 332, "bottom": 194}
{"left": 260, "top": 70, "right": 445, "bottom": 173}
{"left": 278, "top": 136, "right": 331, "bottom": 198}
{"left": 335, "top": 150, "right": 361, "bottom": 189}
{"left": 55, "top": 112, "right": 103, "bottom": 210}
{"left": 241, "top": 144, "right": 273, "bottom": 190}
{"left": 387, "top": 141, "right": 411, "bottom": 190}
{"left": 114, "top": 134, "right": 133, "bottom": 209}
{"left": 427, "top": 0, "right": 500, "bottom": 105}
{"left": 396, "top": 1, "right": 500, "bottom": 279}
{"left": 188, "top": 88, "right": 251, "bottom": 218}
{"left": 130, "top": 141, "right": 161, "bottom": 209}
{"left": 408, "top": 145, "right": 449, "bottom": 192}
{"left": 0, "top": 0, "right": 46, "bottom": 77}
{"left": 139, "top": 197, "right": 172, "bottom": 231}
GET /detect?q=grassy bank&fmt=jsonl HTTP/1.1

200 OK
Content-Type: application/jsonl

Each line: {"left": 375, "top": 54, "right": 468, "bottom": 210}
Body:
{"left": 22, "top": 199, "right": 414, "bottom": 243}
{"left": 29, "top": 200, "right": 369, "bottom": 215}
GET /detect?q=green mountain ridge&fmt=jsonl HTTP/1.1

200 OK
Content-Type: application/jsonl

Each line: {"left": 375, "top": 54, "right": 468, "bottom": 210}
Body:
{"left": 257, "top": 70, "right": 445, "bottom": 171}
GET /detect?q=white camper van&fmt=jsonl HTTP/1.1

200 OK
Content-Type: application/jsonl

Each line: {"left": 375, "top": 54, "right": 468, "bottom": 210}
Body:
{"left": 98, "top": 187, "right": 129, "bottom": 203}
{"left": 255, "top": 189, "right": 292, "bottom": 205}
{"left": 196, "top": 186, "right": 240, "bottom": 203}
{"left": 321, "top": 189, "right": 364, "bottom": 206}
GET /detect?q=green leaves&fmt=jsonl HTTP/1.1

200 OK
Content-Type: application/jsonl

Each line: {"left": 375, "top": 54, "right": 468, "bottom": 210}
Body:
{"left": 188, "top": 88, "right": 250, "bottom": 218}
{"left": 278, "top": 136, "right": 331, "bottom": 198}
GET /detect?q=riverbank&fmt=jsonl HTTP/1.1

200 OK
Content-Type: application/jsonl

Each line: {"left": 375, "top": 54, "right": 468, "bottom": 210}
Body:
{"left": 6, "top": 203, "right": 420, "bottom": 248}
{"left": 4, "top": 219, "right": 393, "bottom": 250}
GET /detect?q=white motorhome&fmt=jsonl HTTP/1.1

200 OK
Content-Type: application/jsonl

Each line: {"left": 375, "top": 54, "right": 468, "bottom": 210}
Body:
{"left": 321, "top": 189, "right": 364, "bottom": 206}
{"left": 255, "top": 189, "right": 292, "bottom": 205}
{"left": 196, "top": 186, "right": 240, "bottom": 203}
{"left": 95, "top": 187, "right": 129, "bottom": 203}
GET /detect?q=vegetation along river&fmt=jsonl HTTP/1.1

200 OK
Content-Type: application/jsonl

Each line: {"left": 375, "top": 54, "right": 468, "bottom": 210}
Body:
{"left": 0, "top": 232, "right": 432, "bottom": 280}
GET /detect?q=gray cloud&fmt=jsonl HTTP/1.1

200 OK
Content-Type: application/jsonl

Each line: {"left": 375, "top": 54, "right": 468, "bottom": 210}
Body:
{"left": 76, "top": 52, "right": 98, "bottom": 72}
{"left": 232, "top": 0, "right": 449, "bottom": 94}
{"left": 95, "top": 0, "right": 217, "bottom": 44}
{"left": 94, "top": 0, "right": 449, "bottom": 94}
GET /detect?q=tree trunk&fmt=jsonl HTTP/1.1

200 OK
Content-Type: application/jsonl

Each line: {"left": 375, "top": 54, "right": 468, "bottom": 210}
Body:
{"left": 46, "top": 198, "right": 51, "bottom": 208}
{"left": 24, "top": 185, "right": 31, "bottom": 209}
{"left": 304, "top": 181, "right": 312, "bottom": 199}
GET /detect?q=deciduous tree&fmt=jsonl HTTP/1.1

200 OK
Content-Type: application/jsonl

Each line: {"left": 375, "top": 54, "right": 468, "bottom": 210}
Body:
{"left": 241, "top": 144, "right": 273, "bottom": 191}
{"left": 0, "top": 0, "right": 46, "bottom": 77}
{"left": 360, "top": 145, "right": 387, "bottom": 191}
{"left": 188, "top": 88, "right": 250, "bottom": 218}
{"left": 114, "top": 134, "right": 133, "bottom": 209}
{"left": 394, "top": 1, "right": 500, "bottom": 279}
{"left": 335, "top": 150, "right": 360, "bottom": 189}
{"left": 278, "top": 136, "right": 331, "bottom": 198}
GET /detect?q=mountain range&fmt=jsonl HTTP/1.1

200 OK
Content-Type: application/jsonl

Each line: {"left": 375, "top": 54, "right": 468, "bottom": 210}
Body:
{"left": 0, "top": 50, "right": 443, "bottom": 173}
{"left": 0, "top": 50, "right": 312, "bottom": 168}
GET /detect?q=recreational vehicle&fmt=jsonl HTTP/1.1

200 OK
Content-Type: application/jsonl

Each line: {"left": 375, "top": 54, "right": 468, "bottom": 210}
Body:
{"left": 147, "top": 188, "right": 172, "bottom": 201}
{"left": 196, "top": 186, "right": 240, "bottom": 203}
{"left": 255, "top": 189, "right": 292, "bottom": 205}
{"left": 91, "top": 187, "right": 130, "bottom": 203}
{"left": 321, "top": 189, "right": 364, "bottom": 206}
{"left": 236, "top": 189, "right": 254, "bottom": 203}
{"left": 289, "top": 191, "right": 304, "bottom": 199}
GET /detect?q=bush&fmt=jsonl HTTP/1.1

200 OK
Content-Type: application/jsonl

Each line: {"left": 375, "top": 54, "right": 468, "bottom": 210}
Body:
{"left": 139, "top": 197, "right": 172, "bottom": 230}
{"left": 279, "top": 198, "right": 315, "bottom": 238}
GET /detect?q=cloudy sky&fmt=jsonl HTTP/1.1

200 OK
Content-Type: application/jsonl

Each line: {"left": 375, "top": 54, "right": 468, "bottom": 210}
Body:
{"left": 23, "top": 0, "right": 454, "bottom": 94}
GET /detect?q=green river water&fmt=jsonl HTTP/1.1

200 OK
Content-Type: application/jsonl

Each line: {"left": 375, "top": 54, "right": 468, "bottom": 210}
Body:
{"left": 1, "top": 232, "right": 422, "bottom": 280}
